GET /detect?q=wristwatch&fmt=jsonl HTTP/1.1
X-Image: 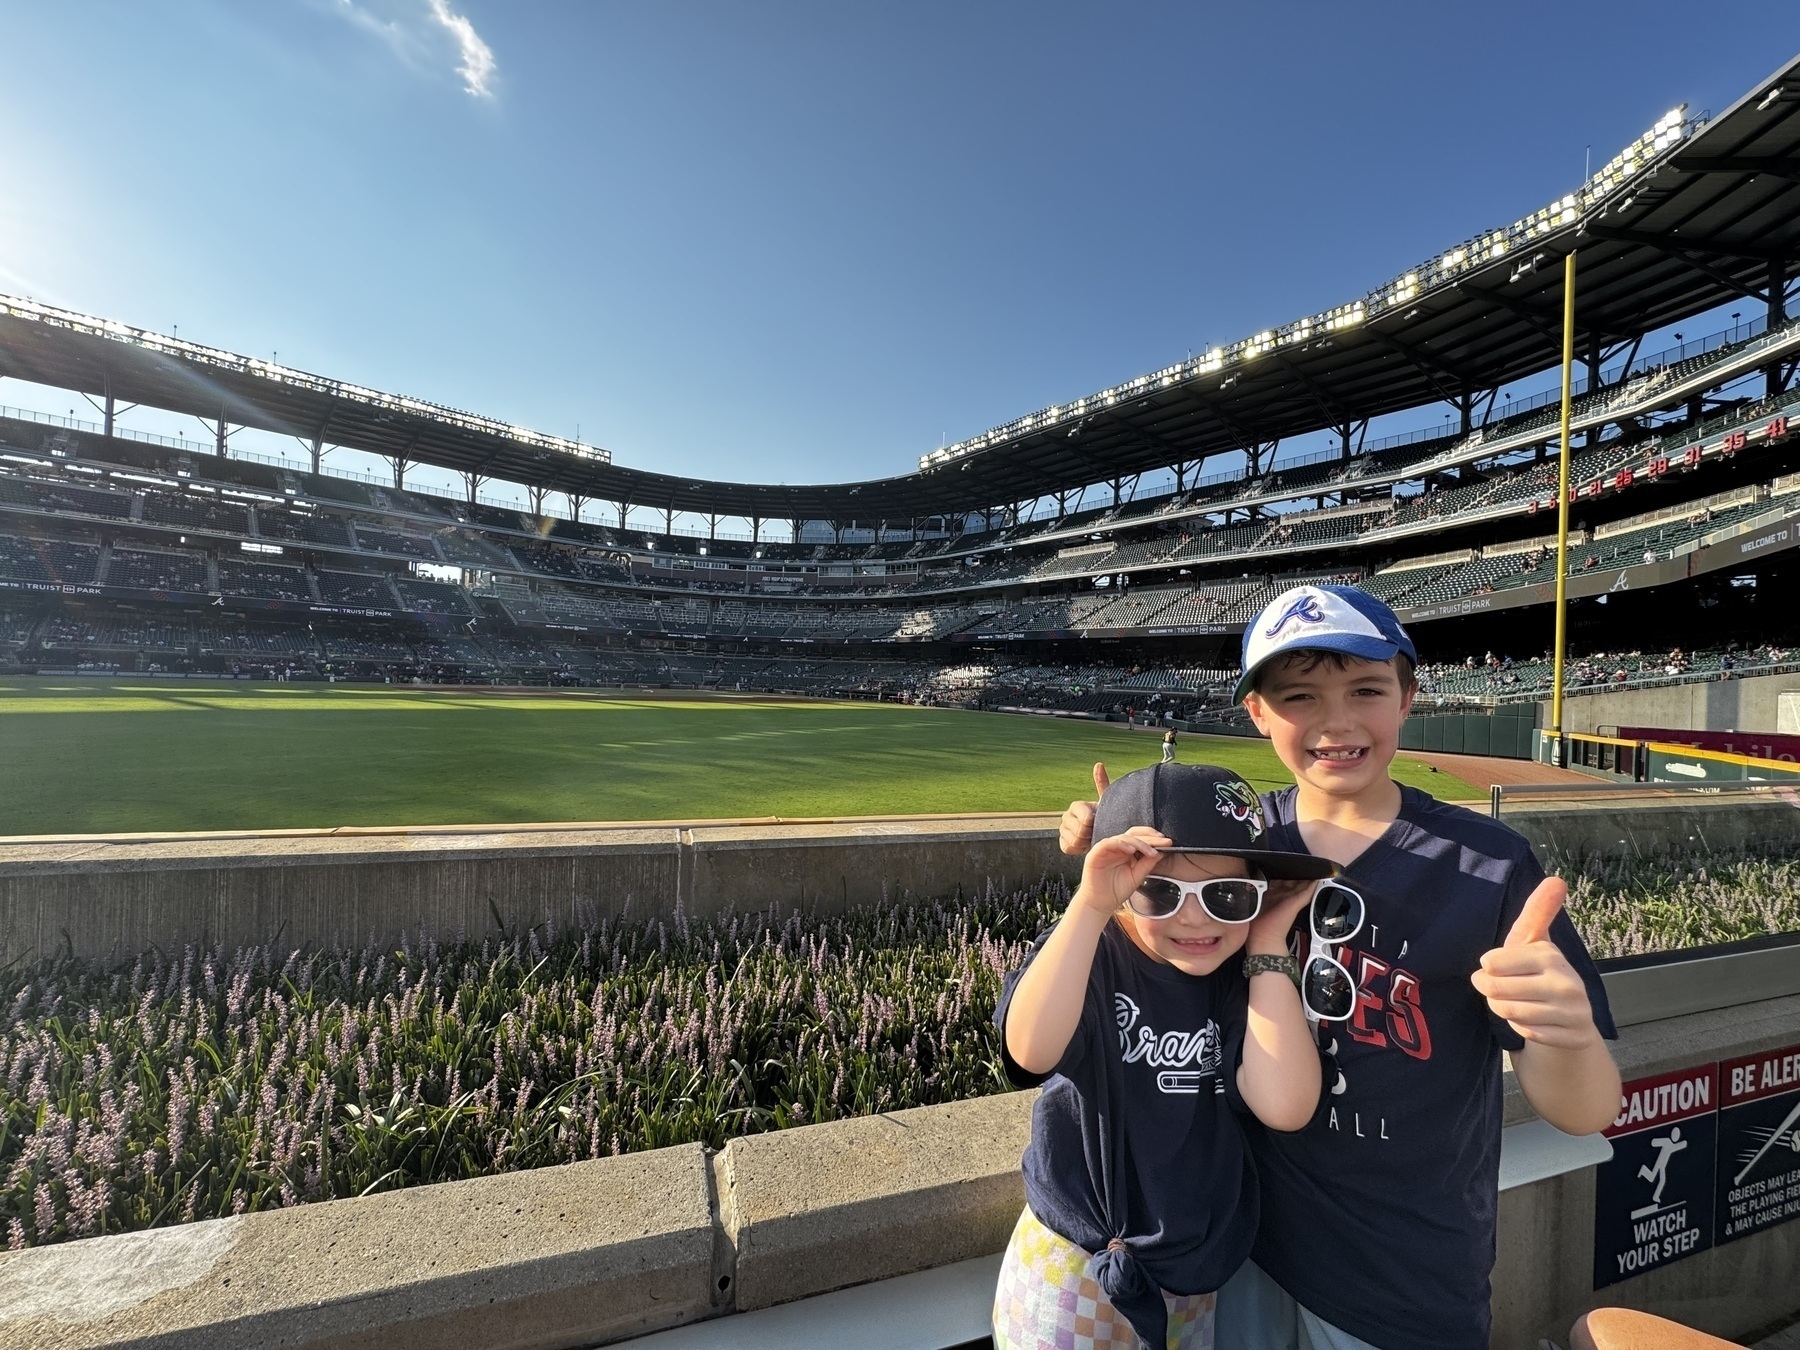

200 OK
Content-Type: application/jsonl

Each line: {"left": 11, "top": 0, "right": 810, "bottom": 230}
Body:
{"left": 1243, "top": 954, "right": 1302, "bottom": 990}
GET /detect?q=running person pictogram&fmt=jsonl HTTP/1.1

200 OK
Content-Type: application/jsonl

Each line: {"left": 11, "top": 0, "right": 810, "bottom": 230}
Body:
{"left": 1632, "top": 1126, "right": 1687, "bottom": 1216}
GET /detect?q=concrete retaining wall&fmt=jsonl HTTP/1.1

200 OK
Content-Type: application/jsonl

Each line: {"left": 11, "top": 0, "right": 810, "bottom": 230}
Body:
{"left": 1501, "top": 794, "right": 1800, "bottom": 865}
{"left": 2, "top": 990, "right": 1794, "bottom": 1349}
{"left": 0, "top": 814, "right": 1076, "bottom": 965}
{"left": 1560, "top": 669, "right": 1800, "bottom": 736}
{"left": 3, "top": 796, "right": 1789, "bottom": 965}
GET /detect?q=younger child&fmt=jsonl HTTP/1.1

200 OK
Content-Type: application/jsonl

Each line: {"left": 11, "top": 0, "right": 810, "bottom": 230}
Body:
{"left": 994, "top": 762, "right": 1335, "bottom": 1350}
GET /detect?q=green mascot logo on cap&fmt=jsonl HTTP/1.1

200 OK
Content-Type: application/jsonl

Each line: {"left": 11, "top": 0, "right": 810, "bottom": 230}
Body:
{"left": 1213, "top": 780, "right": 1265, "bottom": 840}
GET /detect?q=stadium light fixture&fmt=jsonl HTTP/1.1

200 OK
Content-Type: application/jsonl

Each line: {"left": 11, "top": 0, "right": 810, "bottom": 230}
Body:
{"left": 917, "top": 104, "right": 1698, "bottom": 472}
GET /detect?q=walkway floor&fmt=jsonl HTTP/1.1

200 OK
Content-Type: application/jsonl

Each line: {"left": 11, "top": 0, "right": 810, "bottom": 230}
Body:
{"left": 1404, "top": 751, "right": 1593, "bottom": 793}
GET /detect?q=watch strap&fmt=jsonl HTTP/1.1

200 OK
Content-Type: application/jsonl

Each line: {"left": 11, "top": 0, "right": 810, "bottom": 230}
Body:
{"left": 1243, "top": 954, "right": 1302, "bottom": 989}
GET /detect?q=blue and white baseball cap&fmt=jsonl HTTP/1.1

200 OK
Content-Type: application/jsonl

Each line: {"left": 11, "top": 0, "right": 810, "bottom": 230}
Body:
{"left": 1233, "top": 584, "right": 1417, "bottom": 703}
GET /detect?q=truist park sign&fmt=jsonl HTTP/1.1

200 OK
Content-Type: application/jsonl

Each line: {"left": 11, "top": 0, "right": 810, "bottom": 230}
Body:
{"left": 1593, "top": 1044, "right": 1800, "bottom": 1289}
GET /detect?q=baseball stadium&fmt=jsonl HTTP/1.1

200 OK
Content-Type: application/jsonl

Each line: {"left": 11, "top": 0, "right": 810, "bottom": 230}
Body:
{"left": 0, "top": 35, "right": 1798, "bottom": 1350}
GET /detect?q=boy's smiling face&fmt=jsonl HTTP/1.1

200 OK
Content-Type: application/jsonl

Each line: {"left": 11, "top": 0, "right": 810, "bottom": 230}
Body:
{"left": 1244, "top": 651, "right": 1415, "bottom": 805}
{"left": 1116, "top": 851, "right": 1253, "bottom": 977}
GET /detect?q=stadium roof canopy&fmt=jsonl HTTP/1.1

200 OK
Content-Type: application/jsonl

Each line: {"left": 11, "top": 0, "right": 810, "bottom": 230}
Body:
{"left": 2, "top": 53, "right": 1798, "bottom": 525}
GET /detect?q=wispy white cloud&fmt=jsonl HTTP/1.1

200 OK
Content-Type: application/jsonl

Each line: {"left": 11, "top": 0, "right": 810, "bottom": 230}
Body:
{"left": 330, "top": 0, "right": 498, "bottom": 100}
{"left": 424, "top": 0, "right": 497, "bottom": 99}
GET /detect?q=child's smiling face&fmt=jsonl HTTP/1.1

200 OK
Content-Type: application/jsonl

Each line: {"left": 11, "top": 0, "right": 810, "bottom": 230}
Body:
{"left": 1245, "top": 652, "right": 1414, "bottom": 804}
{"left": 1116, "top": 851, "right": 1253, "bottom": 977}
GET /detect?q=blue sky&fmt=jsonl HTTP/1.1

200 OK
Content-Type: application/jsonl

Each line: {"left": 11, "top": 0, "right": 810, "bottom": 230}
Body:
{"left": 0, "top": 2, "right": 1794, "bottom": 511}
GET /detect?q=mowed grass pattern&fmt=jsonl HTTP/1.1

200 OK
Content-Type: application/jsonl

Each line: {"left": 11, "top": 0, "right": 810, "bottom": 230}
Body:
{"left": 0, "top": 679, "right": 1478, "bottom": 835}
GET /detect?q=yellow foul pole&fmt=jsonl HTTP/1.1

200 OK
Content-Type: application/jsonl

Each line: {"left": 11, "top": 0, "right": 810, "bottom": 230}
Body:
{"left": 1549, "top": 251, "right": 1577, "bottom": 764}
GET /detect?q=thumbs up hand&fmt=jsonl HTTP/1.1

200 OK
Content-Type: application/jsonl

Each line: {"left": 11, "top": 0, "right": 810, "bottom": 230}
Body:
{"left": 1470, "top": 877, "right": 1601, "bottom": 1049}
{"left": 1058, "top": 762, "right": 1110, "bottom": 857}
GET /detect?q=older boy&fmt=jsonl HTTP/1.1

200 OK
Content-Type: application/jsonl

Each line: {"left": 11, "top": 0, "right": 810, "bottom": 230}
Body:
{"left": 1059, "top": 583, "right": 1620, "bottom": 1350}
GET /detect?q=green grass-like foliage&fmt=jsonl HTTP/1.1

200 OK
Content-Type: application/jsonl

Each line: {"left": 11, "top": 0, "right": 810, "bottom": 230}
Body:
{"left": 0, "top": 885, "right": 1063, "bottom": 1250}
{"left": 4, "top": 852, "right": 1795, "bottom": 1251}
{"left": 1562, "top": 851, "right": 1800, "bottom": 959}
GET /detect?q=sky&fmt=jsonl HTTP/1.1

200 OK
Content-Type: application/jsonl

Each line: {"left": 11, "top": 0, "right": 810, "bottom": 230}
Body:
{"left": 0, "top": 2, "right": 1795, "bottom": 514}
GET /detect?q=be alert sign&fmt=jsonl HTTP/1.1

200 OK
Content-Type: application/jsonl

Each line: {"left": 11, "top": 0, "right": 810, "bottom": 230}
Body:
{"left": 1715, "top": 1043, "right": 1800, "bottom": 1246}
{"left": 1593, "top": 1065, "right": 1718, "bottom": 1289}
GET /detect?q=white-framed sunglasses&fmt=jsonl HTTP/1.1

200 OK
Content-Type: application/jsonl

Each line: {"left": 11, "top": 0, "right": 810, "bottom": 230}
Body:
{"left": 1126, "top": 876, "right": 1268, "bottom": 923}
{"left": 1301, "top": 880, "right": 1366, "bottom": 1022}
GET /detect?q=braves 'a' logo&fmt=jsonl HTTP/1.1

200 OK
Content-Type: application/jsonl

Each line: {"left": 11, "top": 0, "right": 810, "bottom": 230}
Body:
{"left": 1263, "top": 593, "right": 1327, "bottom": 638}
{"left": 1214, "top": 780, "right": 1265, "bottom": 839}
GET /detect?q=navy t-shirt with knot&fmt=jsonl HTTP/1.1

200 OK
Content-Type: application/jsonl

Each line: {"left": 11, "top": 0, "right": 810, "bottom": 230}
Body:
{"left": 1247, "top": 784, "right": 1617, "bottom": 1350}
{"left": 995, "top": 919, "right": 1263, "bottom": 1336}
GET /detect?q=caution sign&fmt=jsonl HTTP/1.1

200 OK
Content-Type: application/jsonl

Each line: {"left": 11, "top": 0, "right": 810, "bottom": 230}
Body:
{"left": 1715, "top": 1042, "right": 1800, "bottom": 1245}
{"left": 1593, "top": 1064, "right": 1718, "bottom": 1289}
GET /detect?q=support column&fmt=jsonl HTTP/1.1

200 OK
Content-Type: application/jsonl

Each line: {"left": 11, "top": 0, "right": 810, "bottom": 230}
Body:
{"left": 216, "top": 412, "right": 228, "bottom": 459}
{"left": 310, "top": 433, "right": 324, "bottom": 476}
{"left": 1770, "top": 256, "right": 1789, "bottom": 398}
{"left": 388, "top": 457, "right": 408, "bottom": 491}
{"left": 104, "top": 384, "right": 115, "bottom": 439}
{"left": 617, "top": 501, "right": 629, "bottom": 531}
{"left": 462, "top": 472, "right": 487, "bottom": 506}
{"left": 568, "top": 494, "right": 587, "bottom": 525}
{"left": 663, "top": 506, "right": 674, "bottom": 536}
{"left": 528, "top": 485, "right": 548, "bottom": 517}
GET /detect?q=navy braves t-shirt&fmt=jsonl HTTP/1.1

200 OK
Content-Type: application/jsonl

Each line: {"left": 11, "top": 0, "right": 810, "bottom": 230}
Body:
{"left": 1248, "top": 784, "right": 1617, "bottom": 1350}
{"left": 996, "top": 921, "right": 1261, "bottom": 1307}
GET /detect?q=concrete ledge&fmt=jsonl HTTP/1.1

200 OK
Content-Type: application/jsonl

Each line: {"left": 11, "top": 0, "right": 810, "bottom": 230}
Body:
{"left": 719, "top": 1091, "right": 1035, "bottom": 1312}
{"left": 0, "top": 814, "right": 1075, "bottom": 963}
{"left": 627, "top": 1254, "right": 1003, "bottom": 1350}
{"left": 1602, "top": 944, "right": 1800, "bottom": 1027}
{"left": 0, "top": 1145, "right": 717, "bottom": 1350}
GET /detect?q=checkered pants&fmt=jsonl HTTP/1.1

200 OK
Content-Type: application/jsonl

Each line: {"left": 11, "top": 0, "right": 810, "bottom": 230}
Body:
{"left": 992, "top": 1207, "right": 1216, "bottom": 1350}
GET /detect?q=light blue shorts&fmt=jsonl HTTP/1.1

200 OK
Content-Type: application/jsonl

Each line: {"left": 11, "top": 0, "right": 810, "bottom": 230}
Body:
{"left": 1214, "top": 1260, "right": 1384, "bottom": 1350}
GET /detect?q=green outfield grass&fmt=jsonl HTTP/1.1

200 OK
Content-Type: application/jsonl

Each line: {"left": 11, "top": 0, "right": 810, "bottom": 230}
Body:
{"left": 0, "top": 678, "right": 1479, "bottom": 835}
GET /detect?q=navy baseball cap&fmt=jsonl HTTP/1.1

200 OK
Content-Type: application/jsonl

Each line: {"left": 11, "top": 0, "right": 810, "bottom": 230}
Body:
{"left": 1093, "top": 763, "right": 1335, "bottom": 880}
{"left": 1233, "top": 583, "right": 1417, "bottom": 704}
